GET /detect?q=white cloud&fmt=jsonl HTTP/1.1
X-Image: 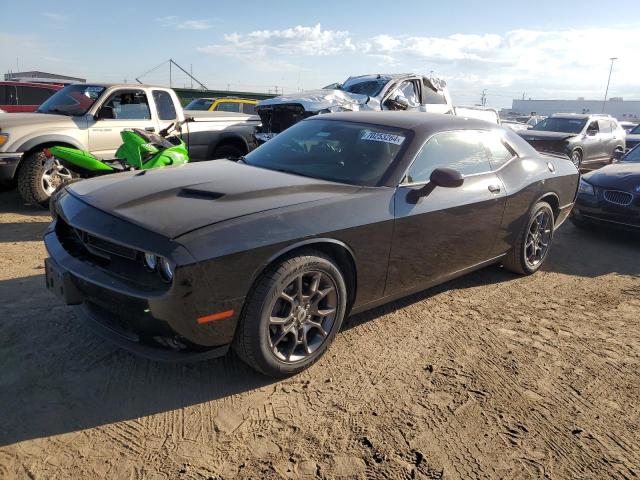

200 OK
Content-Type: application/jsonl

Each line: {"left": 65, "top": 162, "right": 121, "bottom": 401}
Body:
{"left": 42, "top": 12, "right": 69, "bottom": 22}
{"left": 155, "top": 16, "right": 211, "bottom": 30}
{"left": 199, "top": 23, "right": 355, "bottom": 56}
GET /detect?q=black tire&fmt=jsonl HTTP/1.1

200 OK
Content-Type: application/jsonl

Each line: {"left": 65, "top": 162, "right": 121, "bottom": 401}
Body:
{"left": 17, "top": 150, "right": 77, "bottom": 208}
{"left": 503, "top": 202, "right": 555, "bottom": 275}
{"left": 570, "top": 149, "right": 582, "bottom": 170}
{"left": 233, "top": 250, "right": 348, "bottom": 377}
{"left": 213, "top": 144, "right": 244, "bottom": 160}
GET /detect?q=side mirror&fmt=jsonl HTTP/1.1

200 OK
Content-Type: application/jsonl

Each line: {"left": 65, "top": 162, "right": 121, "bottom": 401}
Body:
{"left": 384, "top": 95, "right": 409, "bottom": 111}
{"left": 96, "top": 105, "right": 115, "bottom": 120}
{"left": 612, "top": 149, "right": 625, "bottom": 161}
{"left": 430, "top": 167, "right": 464, "bottom": 188}
{"left": 586, "top": 129, "right": 597, "bottom": 137}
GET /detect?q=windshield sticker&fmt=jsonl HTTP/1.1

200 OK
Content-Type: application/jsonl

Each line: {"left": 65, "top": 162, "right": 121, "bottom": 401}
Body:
{"left": 361, "top": 131, "right": 405, "bottom": 145}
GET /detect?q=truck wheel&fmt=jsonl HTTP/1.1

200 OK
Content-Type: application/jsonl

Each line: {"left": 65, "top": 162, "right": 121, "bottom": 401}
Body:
{"left": 17, "top": 150, "right": 76, "bottom": 208}
{"left": 213, "top": 144, "right": 244, "bottom": 160}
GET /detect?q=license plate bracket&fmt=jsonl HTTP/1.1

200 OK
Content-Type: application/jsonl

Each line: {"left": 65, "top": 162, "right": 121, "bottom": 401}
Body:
{"left": 45, "top": 258, "right": 83, "bottom": 305}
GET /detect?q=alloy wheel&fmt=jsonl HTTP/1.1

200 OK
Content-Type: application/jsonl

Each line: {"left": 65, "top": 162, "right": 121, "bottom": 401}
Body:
{"left": 268, "top": 270, "right": 338, "bottom": 363}
{"left": 524, "top": 210, "right": 552, "bottom": 269}
{"left": 571, "top": 151, "right": 581, "bottom": 169}
{"left": 41, "top": 158, "right": 73, "bottom": 195}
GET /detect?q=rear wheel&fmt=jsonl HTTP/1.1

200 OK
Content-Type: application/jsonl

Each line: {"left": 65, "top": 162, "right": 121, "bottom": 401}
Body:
{"left": 503, "top": 202, "right": 555, "bottom": 275}
{"left": 570, "top": 149, "right": 582, "bottom": 170}
{"left": 233, "top": 250, "right": 347, "bottom": 377}
{"left": 213, "top": 144, "right": 244, "bottom": 160}
{"left": 17, "top": 150, "right": 76, "bottom": 208}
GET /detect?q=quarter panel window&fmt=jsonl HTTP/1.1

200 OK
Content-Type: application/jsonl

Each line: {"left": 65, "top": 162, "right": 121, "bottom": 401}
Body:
{"left": 242, "top": 103, "right": 257, "bottom": 114}
{"left": 406, "top": 130, "right": 492, "bottom": 183}
{"left": 482, "top": 132, "right": 515, "bottom": 170}
{"left": 152, "top": 90, "right": 177, "bottom": 120}
{"left": 598, "top": 120, "right": 612, "bottom": 133}
{"left": 16, "top": 86, "right": 53, "bottom": 105}
{"left": 422, "top": 81, "right": 447, "bottom": 105}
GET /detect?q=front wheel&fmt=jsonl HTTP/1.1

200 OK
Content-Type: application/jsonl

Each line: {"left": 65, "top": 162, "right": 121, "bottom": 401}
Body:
{"left": 503, "top": 202, "right": 555, "bottom": 275}
{"left": 17, "top": 150, "right": 77, "bottom": 208}
{"left": 233, "top": 250, "right": 348, "bottom": 377}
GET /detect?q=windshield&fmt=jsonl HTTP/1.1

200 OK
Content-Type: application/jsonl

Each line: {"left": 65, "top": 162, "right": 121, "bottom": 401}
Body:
{"left": 243, "top": 119, "right": 410, "bottom": 186}
{"left": 185, "top": 98, "right": 214, "bottom": 111}
{"left": 531, "top": 117, "right": 586, "bottom": 134}
{"left": 37, "top": 84, "right": 105, "bottom": 116}
{"left": 622, "top": 145, "right": 640, "bottom": 163}
{"left": 630, "top": 124, "right": 640, "bottom": 134}
{"left": 337, "top": 79, "right": 387, "bottom": 97}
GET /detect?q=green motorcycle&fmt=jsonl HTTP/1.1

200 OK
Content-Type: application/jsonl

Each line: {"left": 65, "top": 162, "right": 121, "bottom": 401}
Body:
{"left": 44, "top": 120, "right": 190, "bottom": 190}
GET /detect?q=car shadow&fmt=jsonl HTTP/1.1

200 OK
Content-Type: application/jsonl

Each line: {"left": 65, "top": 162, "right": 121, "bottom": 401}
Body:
{"left": 0, "top": 221, "right": 51, "bottom": 242}
{"left": 542, "top": 222, "right": 640, "bottom": 278}
{"left": 0, "top": 189, "right": 50, "bottom": 215}
{"left": 0, "top": 273, "right": 277, "bottom": 448}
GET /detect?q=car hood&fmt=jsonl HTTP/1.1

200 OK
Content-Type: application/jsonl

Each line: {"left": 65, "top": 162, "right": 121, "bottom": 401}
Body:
{"left": 258, "top": 89, "right": 371, "bottom": 112}
{"left": 583, "top": 162, "right": 640, "bottom": 191}
{"left": 518, "top": 130, "right": 577, "bottom": 142}
{"left": 0, "top": 112, "right": 80, "bottom": 129}
{"left": 66, "top": 160, "right": 361, "bottom": 239}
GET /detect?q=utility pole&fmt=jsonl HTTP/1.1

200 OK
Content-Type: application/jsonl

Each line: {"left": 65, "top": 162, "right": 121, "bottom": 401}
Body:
{"left": 602, "top": 57, "right": 618, "bottom": 113}
{"left": 481, "top": 89, "right": 487, "bottom": 107}
{"left": 169, "top": 59, "right": 172, "bottom": 88}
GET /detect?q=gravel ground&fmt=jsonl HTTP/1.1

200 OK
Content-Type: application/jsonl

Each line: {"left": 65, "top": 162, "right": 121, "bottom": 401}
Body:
{"left": 0, "top": 189, "right": 638, "bottom": 479}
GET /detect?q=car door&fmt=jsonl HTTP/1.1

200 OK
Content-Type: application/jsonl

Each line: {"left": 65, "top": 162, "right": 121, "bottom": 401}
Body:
{"left": 385, "top": 130, "right": 506, "bottom": 295}
{"left": 88, "top": 89, "right": 156, "bottom": 158}
{"left": 581, "top": 120, "right": 602, "bottom": 165}
{"left": 383, "top": 80, "right": 421, "bottom": 112}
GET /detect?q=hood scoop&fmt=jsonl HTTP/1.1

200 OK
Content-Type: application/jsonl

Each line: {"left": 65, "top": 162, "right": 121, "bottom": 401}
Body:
{"left": 178, "top": 188, "right": 225, "bottom": 201}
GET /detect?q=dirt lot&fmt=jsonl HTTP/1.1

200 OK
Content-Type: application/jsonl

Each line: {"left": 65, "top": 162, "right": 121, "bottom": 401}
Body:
{"left": 0, "top": 189, "right": 638, "bottom": 480}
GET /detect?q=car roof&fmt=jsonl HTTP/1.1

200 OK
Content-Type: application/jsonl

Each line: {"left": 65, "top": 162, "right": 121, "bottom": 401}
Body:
{"left": 307, "top": 111, "right": 503, "bottom": 134}
{"left": 550, "top": 113, "right": 612, "bottom": 120}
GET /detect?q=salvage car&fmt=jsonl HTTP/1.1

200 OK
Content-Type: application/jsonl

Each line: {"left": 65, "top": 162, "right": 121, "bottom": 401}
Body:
{"left": 0, "top": 83, "right": 260, "bottom": 204}
{"left": 255, "top": 73, "right": 452, "bottom": 142}
{"left": 45, "top": 112, "right": 578, "bottom": 376}
{"left": 572, "top": 144, "right": 640, "bottom": 230}
{"left": 518, "top": 113, "right": 626, "bottom": 170}
{"left": 625, "top": 123, "right": 640, "bottom": 151}
{"left": 185, "top": 97, "right": 259, "bottom": 114}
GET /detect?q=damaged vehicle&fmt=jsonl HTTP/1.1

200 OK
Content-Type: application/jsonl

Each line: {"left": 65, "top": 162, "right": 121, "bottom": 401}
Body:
{"left": 255, "top": 74, "right": 452, "bottom": 142}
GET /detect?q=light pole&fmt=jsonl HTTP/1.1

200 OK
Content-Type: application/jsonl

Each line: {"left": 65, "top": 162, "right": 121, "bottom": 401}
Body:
{"left": 601, "top": 57, "right": 618, "bottom": 113}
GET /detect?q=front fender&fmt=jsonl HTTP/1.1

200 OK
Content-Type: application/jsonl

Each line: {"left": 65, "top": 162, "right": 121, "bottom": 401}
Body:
{"left": 18, "top": 134, "right": 86, "bottom": 153}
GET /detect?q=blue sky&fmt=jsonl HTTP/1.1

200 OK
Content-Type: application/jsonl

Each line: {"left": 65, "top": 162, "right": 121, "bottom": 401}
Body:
{"left": 2, "top": 0, "right": 638, "bottom": 108}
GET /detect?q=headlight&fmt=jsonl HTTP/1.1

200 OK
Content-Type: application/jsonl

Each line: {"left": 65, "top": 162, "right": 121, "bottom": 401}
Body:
{"left": 578, "top": 178, "right": 595, "bottom": 196}
{"left": 143, "top": 253, "right": 157, "bottom": 271}
{"left": 0, "top": 133, "right": 9, "bottom": 147}
{"left": 158, "top": 257, "right": 174, "bottom": 282}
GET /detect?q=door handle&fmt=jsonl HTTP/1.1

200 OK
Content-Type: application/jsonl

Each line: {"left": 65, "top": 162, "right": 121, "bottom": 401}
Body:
{"left": 145, "top": 127, "right": 155, "bottom": 132}
{"left": 488, "top": 184, "right": 501, "bottom": 193}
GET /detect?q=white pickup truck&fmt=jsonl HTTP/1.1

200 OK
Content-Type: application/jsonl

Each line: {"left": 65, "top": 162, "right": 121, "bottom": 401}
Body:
{"left": 0, "top": 83, "right": 260, "bottom": 205}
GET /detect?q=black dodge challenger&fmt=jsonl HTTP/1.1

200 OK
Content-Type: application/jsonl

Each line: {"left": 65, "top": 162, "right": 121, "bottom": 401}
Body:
{"left": 572, "top": 144, "right": 640, "bottom": 230}
{"left": 45, "top": 112, "right": 579, "bottom": 376}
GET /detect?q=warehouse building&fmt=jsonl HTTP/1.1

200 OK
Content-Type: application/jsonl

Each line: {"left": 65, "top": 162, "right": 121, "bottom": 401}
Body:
{"left": 4, "top": 70, "right": 85, "bottom": 85}
{"left": 509, "top": 98, "right": 640, "bottom": 121}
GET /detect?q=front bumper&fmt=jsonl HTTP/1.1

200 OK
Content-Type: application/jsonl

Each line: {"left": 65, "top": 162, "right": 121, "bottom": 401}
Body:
{"left": 572, "top": 190, "right": 640, "bottom": 230}
{"left": 0, "top": 152, "right": 22, "bottom": 181}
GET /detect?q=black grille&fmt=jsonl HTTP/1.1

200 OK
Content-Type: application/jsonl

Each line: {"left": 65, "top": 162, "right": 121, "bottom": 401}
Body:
{"left": 603, "top": 190, "right": 633, "bottom": 206}
{"left": 56, "top": 217, "right": 138, "bottom": 261}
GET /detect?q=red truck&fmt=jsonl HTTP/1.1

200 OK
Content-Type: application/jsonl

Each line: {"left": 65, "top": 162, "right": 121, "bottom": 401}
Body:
{"left": 0, "top": 81, "right": 63, "bottom": 113}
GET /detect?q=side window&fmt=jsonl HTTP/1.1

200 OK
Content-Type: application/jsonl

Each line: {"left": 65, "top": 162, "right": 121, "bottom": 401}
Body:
{"left": 215, "top": 101, "right": 241, "bottom": 113}
{"left": 586, "top": 121, "right": 599, "bottom": 133}
{"left": 16, "top": 86, "right": 52, "bottom": 105}
{"left": 422, "top": 81, "right": 447, "bottom": 105}
{"left": 152, "top": 90, "right": 177, "bottom": 120}
{"left": 242, "top": 103, "right": 257, "bottom": 115}
{"left": 481, "top": 131, "right": 515, "bottom": 170}
{"left": 103, "top": 90, "right": 151, "bottom": 120}
{"left": 598, "top": 120, "right": 612, "bottom": 133}
{"left": 406, "top": 130, "right": 492, "bottom": 183}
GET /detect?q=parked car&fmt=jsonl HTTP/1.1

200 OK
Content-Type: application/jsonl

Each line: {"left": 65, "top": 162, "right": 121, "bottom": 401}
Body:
{"left": 572, "top": 144, "right": 640, "bottom": 230}
{"left": 502, "top": 120, "right": 530, "bottom": 132}
{"left": 625, "top": 123, "right": 640, "bottom": 151}
{"left": 255, "top": 73, "right": 453, "bottom": 142}
{"left": 619, "top": 121, "right": 638, "bottom": 133}
{"left": 185, "top": 97, "right": 258, "bottom": 114}
{"left": 0, "top": 83, "right": 260, "bottom": 204}
{"left": 45, "top": 112, "right": 578, "bottom": 376}
{"left": 518, "top": 113, "right": 626, "bottom": 170}
{"left": 0, "top": 81, "right": 63, "bottom": 113}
